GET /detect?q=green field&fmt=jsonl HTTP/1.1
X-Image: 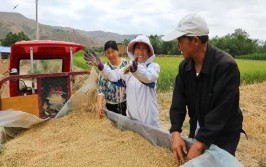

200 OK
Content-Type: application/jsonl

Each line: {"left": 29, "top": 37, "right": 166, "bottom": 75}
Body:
{"left": 155, "top": 57, "right": 266, "bottom": 91}
{"left": 237, "top": 59, "right": 266, "bottom": 84}
{"left": 74, "top": 52, "right": 266, "bottom": 92}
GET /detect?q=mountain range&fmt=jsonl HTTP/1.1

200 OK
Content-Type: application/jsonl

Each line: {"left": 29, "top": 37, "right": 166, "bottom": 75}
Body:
{"left": 0, "top": 12, "right": 137, "bottom": 47}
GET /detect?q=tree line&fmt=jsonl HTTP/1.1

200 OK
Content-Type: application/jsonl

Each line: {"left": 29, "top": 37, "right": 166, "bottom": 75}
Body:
{"left": 147, "top": 29, "right": 266, "bottom": 57}
{"left": 2, "top": 29, "right": 266, "bottom": 58}
{"left": 1, "top": 32, "right": 30, "bottom": 46}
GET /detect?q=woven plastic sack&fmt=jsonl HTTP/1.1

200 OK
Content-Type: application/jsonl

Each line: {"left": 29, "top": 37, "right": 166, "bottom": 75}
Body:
{"left": 105, "top": 109, "right": 243, "bottom": 167}
{"left": 0, "top": 110, "right": 45, "bottom": 128}
{"left": 105, "top": 109, "right": 194, "bottom": 150}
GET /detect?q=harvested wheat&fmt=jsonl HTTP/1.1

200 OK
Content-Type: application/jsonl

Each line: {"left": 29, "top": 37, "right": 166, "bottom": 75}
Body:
{"left": 0, "top": 110, "right": 177, "bottom": 167}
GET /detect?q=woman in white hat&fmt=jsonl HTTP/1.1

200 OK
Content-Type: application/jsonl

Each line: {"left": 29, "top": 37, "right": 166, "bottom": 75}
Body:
{"left": 85, "top": 35, "right": 160, "bottom": 127}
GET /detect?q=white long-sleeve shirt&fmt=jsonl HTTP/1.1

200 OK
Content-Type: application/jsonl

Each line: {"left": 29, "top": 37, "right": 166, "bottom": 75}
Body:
{"left": 100, "top": 54, "right": 160, "bottom": 127}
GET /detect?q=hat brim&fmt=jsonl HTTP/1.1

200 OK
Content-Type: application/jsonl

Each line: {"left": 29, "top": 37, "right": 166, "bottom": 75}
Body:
{"left": 128, "top": 41, "right": 154, "bottom": 57}
{"left": 127, "top": 41, "right": 135, "bottom": 55}
{"left": 161, "top": 30, "right": 187, "bottom": 42}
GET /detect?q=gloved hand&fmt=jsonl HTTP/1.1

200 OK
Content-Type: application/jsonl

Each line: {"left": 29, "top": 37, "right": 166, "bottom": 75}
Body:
{"left": 84, "top": 51, "right": 104, "bottom": 71}
{"left": 129, "top": 57, "right": 138, "bottom": 73}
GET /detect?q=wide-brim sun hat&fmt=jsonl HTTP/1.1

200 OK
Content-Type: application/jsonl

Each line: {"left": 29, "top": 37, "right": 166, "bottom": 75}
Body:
{"left": 127, "top": 35, "right": 155, "bottom": 57}
{"left": 161, "top": 13, "right": 209, "bottom": 41}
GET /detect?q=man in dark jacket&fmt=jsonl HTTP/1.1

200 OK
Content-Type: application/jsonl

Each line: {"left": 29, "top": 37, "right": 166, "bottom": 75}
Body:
{"left": 161, "top": 14, "right": 243, "bottom": 164}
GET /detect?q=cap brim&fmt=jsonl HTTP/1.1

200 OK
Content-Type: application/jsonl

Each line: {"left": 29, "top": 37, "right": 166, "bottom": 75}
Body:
{"left": 161, "top": 30, "right": 186, "bottom": 42}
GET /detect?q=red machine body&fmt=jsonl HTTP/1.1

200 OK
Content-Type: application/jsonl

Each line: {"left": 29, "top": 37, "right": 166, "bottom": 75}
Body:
{"left": 0, "top": 40, "right": 88, "bottom": 118}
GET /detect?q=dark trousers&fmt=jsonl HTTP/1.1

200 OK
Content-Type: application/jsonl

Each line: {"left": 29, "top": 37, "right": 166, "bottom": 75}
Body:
{"left": 106, "top": 101, "right": 127, "bottom": 116}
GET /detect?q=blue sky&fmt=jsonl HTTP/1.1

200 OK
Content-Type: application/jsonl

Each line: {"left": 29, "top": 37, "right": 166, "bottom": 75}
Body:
{"left": 1, "top": 0, "right": 266, "bottom": 41}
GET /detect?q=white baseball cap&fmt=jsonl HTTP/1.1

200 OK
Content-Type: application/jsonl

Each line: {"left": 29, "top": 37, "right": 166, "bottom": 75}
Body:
{"left": 161, "top": 14, "right": 209, "bottom": 41}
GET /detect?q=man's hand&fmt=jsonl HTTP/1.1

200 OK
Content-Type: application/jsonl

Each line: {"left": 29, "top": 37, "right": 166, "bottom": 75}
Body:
{"left": 84, "top": 51, "right": 104, "bottom": 71}
{"left": 186, "top": 140, "right": 206, "bottom": 160}
{"left": 171, "top": 132, "right": 188, "bottom": 165}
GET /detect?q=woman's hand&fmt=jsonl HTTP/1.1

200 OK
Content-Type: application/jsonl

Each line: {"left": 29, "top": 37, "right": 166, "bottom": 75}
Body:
{"left": 84, "top": 51, "right": 104, "bottom": 70}
{"left": 124, "top": 58, "right": 138, "bottom": 74}
{"left": 97, "top": 105, "right": 105, "bottom": 119}
{"left": 129, "top": 57, "right": 138, "bottom": 72}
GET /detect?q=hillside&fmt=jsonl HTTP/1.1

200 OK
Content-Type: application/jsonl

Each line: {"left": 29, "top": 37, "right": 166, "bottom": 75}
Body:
{"left": 0, "top": 12, "right": 136, "bottom": 47}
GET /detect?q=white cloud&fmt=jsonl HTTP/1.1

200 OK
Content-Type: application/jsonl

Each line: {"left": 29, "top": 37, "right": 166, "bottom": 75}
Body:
{"left": 1, "top": 0, "right": 266, "bottom": 40}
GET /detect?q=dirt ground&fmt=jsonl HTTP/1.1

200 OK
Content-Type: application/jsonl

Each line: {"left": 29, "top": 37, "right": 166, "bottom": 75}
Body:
{"left": 0, "top": 62, "right": 265, "bottom": 166}
{"left": 0, "top": 59, "right": 9, "bottom": 97}
{"left": 0, "top": 59, "right": 9, "bottom": 77}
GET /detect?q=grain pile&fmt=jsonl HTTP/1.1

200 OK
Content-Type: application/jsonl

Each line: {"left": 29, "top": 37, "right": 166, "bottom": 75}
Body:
{"left": 0, "top": 110, "right": 177, "bottom": 167}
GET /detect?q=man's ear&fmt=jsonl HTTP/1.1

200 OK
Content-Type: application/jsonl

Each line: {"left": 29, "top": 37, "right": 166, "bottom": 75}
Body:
{"left": 194, "top": 36, "right": 200, "bottom": 46}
